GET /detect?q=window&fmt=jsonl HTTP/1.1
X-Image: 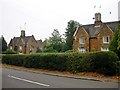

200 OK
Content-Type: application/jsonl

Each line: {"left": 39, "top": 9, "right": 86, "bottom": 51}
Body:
{"left": 19, "top": 46, "right": 22, "bottom": 54}
{"left": 103, "top": 36, "right": 109, "bottom": 43}
{"left": 10, "top": 46, "right": 12, "bottom": 50}
{"left": 14, "top": 46, "right": 17, "bottom": 51}
{"left": 29, "top": 48, "right": 32, "bottom": 53}
{"left": 78, "top": 47, "right": 86, "bottom": 53}
{"left": 80, "top": 37, "right": 85, "bottom": 44}
{"left": 101, "top": 47, "right": 109, "bottom": 51}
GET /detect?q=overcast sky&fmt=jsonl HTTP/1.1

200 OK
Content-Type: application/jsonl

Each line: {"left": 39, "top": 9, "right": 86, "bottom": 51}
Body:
{"left": 0, "top": 0, "right": 119, "bottom": 43}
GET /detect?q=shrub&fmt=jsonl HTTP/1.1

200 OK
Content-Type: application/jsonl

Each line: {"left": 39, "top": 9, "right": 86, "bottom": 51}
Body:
{"left": 2, "top": 51, "right": 120, "bottom": 76}
{"left": 67, "top": 52, "right": 88, "bottom": 73}
{"left": 2, "top": 50, "right": 16, "bottom": 54}
{"left": 2, "top": 54, "right": 25, "bottom": 66}
{"left": 65, "top": 50, "right": 73, "bottom": 53}
{"left": 22, "top": 53, "right": 69, "bottom": 71}
{"left": 83, "top": 51, "right": 119, "bottom": 76}
{"left": 116, "top": 61, "right": 120, "bottom": 76}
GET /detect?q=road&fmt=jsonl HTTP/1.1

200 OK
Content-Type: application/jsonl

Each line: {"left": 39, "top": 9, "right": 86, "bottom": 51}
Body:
{"left": 0, "top": 66, "right": 2, "bottom": 89}
{"left": 2, "top": 67, "right": 119, "bottom": 88}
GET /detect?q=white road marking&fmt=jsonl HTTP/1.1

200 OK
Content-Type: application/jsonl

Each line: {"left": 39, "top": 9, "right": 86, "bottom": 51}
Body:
{"left": 8, "top": 75, "right": 50, "bottom": 87}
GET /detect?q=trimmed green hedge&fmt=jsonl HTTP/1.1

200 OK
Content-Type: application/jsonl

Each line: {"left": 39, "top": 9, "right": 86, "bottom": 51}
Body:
{"left": 2, "top": 51, "right": 120, "bottom": 76}
{"left": 82, "top": 51, "right": 119, "bottom": 75}
{"left": 2, "top": 54, "right": 25, "bottom": 66}
{"left": 23, "top": 54, "right": 69, "bottom": 71}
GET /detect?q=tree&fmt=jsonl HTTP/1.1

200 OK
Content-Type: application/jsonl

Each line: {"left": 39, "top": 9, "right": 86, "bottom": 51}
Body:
{"left": 109, "top": 22, "right": 120, "bottom": 58}
{"left": 43, "top": 29, "right": 65, "bottom": 52}
{"left": 0, "top": 37, "right": 1, "bottom": 54}
{"left": 65, "top": 20, "right": 80, "bottom": 51}
{"left": 118, "top": 22, "right": 120, "bottom": 50}
{"left": 0, "top": 36, "right": 7, "bottom": 53}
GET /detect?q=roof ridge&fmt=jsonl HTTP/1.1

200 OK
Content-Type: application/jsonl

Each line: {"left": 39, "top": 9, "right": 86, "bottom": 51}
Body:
{"left": 103, "top": 21, "right": 119, "bottom": 24}
{"left": 81, "top": 21, "right": 119, "bottom": 26}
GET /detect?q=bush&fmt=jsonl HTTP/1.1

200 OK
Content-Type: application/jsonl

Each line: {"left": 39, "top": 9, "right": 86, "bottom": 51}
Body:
{"left": 2, "top": 54, "right": 25, "bottom": 66}
{"left": 65, "top": 50, "right": 73, "bottom": 53}
{"left": 67, "top": 52, "right": 87, "bottom": 73}
{"left": 2, "top": 50, "right": 16, "bottom": 54}
{"left": 17, "top": 53, "right": 69, "bottom": 71}
{"left": 2, "top": 51, "right": 120, "bottom": 76}
{"left": 83, "top": 51, "right": 119, "bottom": 76}
{"left": 116, "top": 61, "right": 120, "bottom": 76}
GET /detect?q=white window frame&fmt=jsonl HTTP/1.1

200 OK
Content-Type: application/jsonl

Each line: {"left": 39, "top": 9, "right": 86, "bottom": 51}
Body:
{"left": 78, "top": 47, "right": 86, "bottom": 53}
{"left": 79, "top": 37, "right": 85, "bottom": 44}
{"left": 101, "top": 47, "right": 109, "bottom": 51}
{"left": 103, "top": 36, "right": 109, "bottom": 44}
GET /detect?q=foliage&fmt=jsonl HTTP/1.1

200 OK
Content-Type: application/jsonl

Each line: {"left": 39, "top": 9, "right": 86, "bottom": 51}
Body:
{"left": 0, "top": 36, "right": 7, "bottom": 53}
{"left": 2, "top": 51, "right": 120, "bottom": 76}
{"left": 109, "top": 22, "right": 120, "bottom": 58}
{"left": 2, "top": 54, "right": 25, "bottom": 66}
{"left": 65, "top": 50, "right": 73, "bottom": 53}
{"left": 67, "top": 52, "right": 88, "bottom": 73}
{"left": 118, "top": 22, "right": 120, "bottom": 49}
{"left": 82, "top": 51, "right": 119, "bottom": 76}
{"left": 3, "top": 50, "right": 16, "bottom": 54}
{"left": 43, "top": 29, "right": 65, "bottom": 52}
{"left": 64, "top": 20, "right": 80, "bottom": 51}
{"left": 36, "top": 48, "right": 43, "bottom": 53}
{"left": 2, "top": 53, "right": 69, "bottom": 71}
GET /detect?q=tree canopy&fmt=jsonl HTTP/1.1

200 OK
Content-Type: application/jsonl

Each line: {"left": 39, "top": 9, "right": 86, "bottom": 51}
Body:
{"left": 43, "top": 29, "right": 65, "bottom": 52}
{"left": 109, "top": 22, "right": 120, "bottom": 58}
{"left": 64, "top": 20, "right": 80, "bottom": 51}
{"left": 0, "top": 36, "right": 7, "bottom": 53}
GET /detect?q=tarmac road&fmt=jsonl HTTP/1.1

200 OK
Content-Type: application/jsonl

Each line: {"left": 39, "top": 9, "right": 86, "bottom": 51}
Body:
{"left": 2, "top": 67, "right": 119, "bottom": 88}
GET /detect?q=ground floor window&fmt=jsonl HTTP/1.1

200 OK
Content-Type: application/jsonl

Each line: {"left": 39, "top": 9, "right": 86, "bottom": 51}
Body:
{"left": 78, "top": 47, "right": 86, "bottom": 53}
{"left": 101, "top": 47, "right": 109, "bottom": 51}
{"left": 10, "top": 46, "right": 12, "bottom": 50}
{"left": 19, "top": 46, "right": 22, "bottom": 54}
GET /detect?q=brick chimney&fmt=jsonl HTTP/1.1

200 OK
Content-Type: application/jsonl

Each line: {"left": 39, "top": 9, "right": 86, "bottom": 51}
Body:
{"left": 21, "top": 30, "right": 25, "bottom": 37}
{"left": 94, "top": 13, "right": 102, "bottom": 26}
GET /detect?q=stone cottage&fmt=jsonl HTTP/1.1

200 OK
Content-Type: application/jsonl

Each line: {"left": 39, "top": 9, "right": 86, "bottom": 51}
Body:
{"left": 8, "top": 30, "right": 40, "bottom": 54}
{"left": 73, "top": 13, "right": 119, "bottom": 53}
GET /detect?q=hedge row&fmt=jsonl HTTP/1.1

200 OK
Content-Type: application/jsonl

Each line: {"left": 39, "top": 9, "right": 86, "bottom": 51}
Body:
{"left": 67, "top": 52, "right": 120, "bottom": 76}
{"left": 2, "top": 51, "right": 120, "bottom": 76}
{"left": 2, "top": 53, "right": 69, "bottom": 71}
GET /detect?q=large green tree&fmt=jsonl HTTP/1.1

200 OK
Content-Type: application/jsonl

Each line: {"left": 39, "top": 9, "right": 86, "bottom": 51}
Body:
{"left": 109, "top": 22, "right": 120, "bottom": 58}
{"left": 65, "top": 20, "right": 80, "bottom": 51}
{"left": 44, "top": 29, "right": 65, "bottom": 52}
{"left": 0, "top": 36, "right": 7, "bottom": 53}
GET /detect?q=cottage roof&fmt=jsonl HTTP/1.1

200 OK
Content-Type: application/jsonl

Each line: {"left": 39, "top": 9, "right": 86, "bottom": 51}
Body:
{"left": 12, "top": 37, "right": 20, "bottom": 45}
{"left": 12, "top": 36, "right": 33, "bottom": 46}
{"left": 105, "top": 21, "right": 119, "bottom": 32}
{"left": 22, "top": 36, "right": 33, "bottom": 43}
{"left": 74, "top": 21, "right": 119, "bottom": 38}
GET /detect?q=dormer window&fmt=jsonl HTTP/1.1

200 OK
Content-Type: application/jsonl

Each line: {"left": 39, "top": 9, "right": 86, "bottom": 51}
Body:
{"left": 103, "top": 36, "right": 109, "bottom": 44}
{"left": 80, "top": 37, "right": 85, "bottom": 44}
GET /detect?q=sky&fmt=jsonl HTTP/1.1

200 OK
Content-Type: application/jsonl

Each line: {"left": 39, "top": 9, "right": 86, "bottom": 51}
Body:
{"left": 0, "top": 0, "right": 120, "bottom": 43}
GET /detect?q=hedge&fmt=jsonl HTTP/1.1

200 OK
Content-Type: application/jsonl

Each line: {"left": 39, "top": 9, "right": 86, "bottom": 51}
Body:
{"left": 82, "top": 51, "right": 119, "bottom": 76}
{"left": 2, "top": 51, "right": 120, "bottom": 76}
{"left": 23, "top": 53, "right": 69, "bottom": 71}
